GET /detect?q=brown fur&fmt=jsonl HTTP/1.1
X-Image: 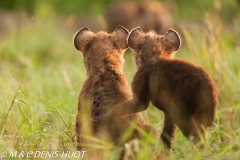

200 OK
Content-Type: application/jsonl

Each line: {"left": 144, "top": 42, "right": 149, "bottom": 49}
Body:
{"left": 105, "top": 1, "right": 173, "bottom": 34}
{"left": 110, "top": 27, "right": 218, "bottom": 149}
{"left": 73, "top": 26, "right": 158, "bottom": 159}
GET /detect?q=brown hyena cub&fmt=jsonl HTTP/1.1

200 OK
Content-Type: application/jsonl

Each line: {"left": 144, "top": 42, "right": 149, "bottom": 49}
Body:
{"left": 109, "top": 27, "right": 218, "bottom": 150}
{"left": 73, "top": 26, "right": 158, "bottom": 159}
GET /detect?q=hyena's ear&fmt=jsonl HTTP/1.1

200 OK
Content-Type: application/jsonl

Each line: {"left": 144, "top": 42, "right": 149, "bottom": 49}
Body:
{"left": 162, "top": 29, "right": 181, "bottom": 54}
{"left": 73, "top": 27, "right": 94, "bottom": 52}
{"left": 111, "top": 25, "right": 129, "bottom": 49}
{"left": 128, "top": 27, "right": 144, "bottom": 51}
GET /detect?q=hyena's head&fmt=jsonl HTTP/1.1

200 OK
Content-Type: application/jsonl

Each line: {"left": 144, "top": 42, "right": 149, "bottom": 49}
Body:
{"left": 73, "top": 25, "right": 129, "bottom": 75}
{"left": 127, "top": 27, "right": 181, "bottom": 67}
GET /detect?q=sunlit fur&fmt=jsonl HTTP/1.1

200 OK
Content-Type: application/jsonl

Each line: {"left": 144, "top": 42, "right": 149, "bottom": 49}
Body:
{"left": 73, "top": 26, "right": 158, "bottom": 159}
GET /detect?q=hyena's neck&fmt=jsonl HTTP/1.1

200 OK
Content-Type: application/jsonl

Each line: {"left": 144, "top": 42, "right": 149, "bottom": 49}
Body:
{"left": 84, "top": 50, "right": 124, "bottom": 76}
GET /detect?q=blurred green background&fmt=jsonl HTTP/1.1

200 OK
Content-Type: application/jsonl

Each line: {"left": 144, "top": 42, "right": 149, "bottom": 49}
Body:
{"left": 0, "top": 0, "right": 239, "bottom": 19}
{"left": 0, "top": 0, "right": 240, "bottom": 159}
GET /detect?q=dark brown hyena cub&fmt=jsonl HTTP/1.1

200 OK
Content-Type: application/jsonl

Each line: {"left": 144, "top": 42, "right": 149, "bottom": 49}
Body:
{"left": 109, "top": 27, "right": 218, "bottom": 149}
{"left": 73, "top": 26, "right": 158, "bottom": 158}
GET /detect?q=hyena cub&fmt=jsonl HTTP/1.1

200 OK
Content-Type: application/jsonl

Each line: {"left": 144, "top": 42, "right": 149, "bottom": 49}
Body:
{"left": 110, "top": 27, "right": 218, "bottom": 149}
{"left": 73, "top": 26, "right": 158, "bottom": 157}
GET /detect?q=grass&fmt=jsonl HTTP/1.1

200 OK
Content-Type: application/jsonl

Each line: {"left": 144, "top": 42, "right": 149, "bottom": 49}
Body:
{"left": 0, "top": 1, "right": 240, "bottom": 159}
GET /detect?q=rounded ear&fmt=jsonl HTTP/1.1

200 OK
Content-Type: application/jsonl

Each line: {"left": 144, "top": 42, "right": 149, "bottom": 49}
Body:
{"left": 127, "top": 27, "right": 144, "bottom": 51}
{"left": 162, "top": 29, "right": 181, "bottom": 53}
{"left": 111, "top": 25, "right": 129, "bottom": 49}
{"left": 73, "top": 27, "right": 93, "bottom": 52}
{"left": 115, "top": 25, "right": 129, "bottom": 37}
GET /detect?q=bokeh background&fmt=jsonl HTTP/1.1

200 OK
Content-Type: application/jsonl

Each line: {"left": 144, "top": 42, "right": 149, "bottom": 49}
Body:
{"left": 0, "top": 0, "right": 240, "bottom": 159}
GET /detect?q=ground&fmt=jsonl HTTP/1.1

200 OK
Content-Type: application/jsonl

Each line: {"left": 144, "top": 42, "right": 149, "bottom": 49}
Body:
{"left": 0, "top": 0, "right": 240, "bottom": 159}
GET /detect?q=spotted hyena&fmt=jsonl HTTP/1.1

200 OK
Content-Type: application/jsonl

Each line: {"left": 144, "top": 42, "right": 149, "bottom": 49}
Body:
{"left": 108, "top": 27, "right": 218, "bottom": 150}
{"left": 73, "top": 26, "right": 158, "bottom": 159}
